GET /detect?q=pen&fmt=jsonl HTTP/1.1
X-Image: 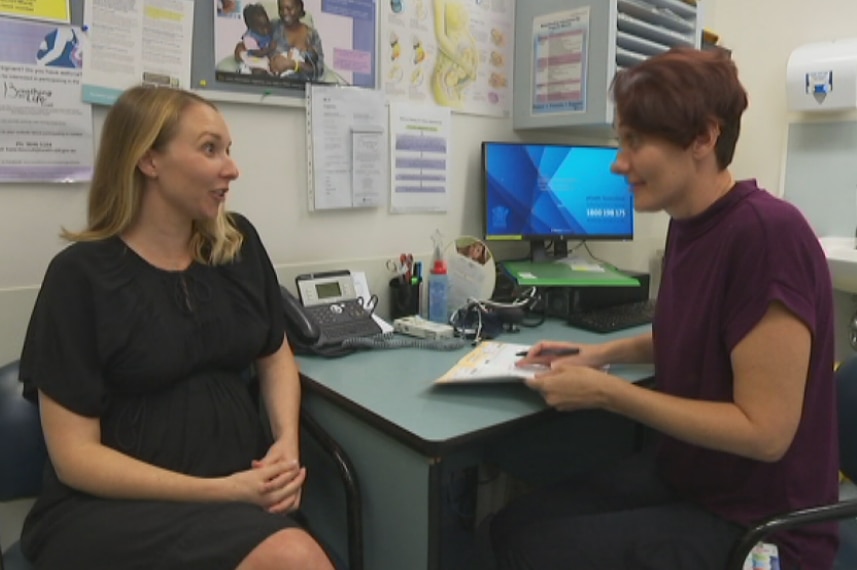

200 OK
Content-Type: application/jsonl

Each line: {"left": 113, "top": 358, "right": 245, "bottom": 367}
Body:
{"left": 516, "top": 347, "right": 580, "bottom": 357}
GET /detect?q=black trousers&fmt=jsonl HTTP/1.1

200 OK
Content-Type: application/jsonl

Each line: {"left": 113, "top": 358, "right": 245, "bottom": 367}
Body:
{"left": 485, "top": 450, "right": 752, "bottom": 570}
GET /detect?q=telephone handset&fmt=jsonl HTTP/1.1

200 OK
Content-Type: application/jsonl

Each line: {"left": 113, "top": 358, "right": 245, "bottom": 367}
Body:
{"left": 281, "top": 270, "right": 382, "bottom": 357}
{"left": 281, "top": 286, "right": 322, "bottom": 348}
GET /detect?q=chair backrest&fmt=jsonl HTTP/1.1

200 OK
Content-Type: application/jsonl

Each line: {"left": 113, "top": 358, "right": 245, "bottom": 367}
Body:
{"left": 0, "top": 360, "right": 47, "bottom": 502}
{"left": 838, "top": 356, "right": 857, "bottom": 482}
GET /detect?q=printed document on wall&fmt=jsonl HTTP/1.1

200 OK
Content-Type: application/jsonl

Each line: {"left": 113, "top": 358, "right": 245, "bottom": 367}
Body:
{"left": 80, "top": 0, "right": 194, "bottom": 105}
{"left": 531, "top": 7, "right": 590, "bottom": 115}
{"left": 0, "top": 0, "right": 70, "bottom": 23}
{"left": 0, "top": 16, "right": 93, "bottom": 183}
{"left": 305, "top": 83, "right": 387, "bottom": 210}
{"left": 389, "top": 102, "right": 450, "bottom": 213}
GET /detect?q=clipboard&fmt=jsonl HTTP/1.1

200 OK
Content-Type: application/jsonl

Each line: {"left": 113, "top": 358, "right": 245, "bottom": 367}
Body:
{"left": 434, "top": 341, "right": 543, "bottom": 385}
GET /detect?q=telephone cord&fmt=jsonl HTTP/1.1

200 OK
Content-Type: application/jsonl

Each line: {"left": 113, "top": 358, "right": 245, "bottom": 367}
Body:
{"left": 342, "top": 333, "right": 470, "bottom": 351}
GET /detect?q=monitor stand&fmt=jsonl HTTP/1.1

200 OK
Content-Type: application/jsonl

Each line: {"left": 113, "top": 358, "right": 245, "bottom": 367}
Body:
{"left": 530, "top": 239, "right": 568, "bottom": 262}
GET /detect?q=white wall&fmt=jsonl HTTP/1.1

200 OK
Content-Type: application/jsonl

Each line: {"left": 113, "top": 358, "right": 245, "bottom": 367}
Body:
{"left": 8, "top": 0, "right": 857, "bottom": 364}
{"left": 5, "top": 0, "right": 857, "bottom": 551}
{"left": 709, "top": 0, "right": 857, "bottom": 360}
{"left": 0, "top": 94, "right": 668, "bottom": 364}
{"left": 709, "top": 0, "right": 857, "bottom": 192}
{"left": 0, "top": 102, "right": 520, "bottom": 364}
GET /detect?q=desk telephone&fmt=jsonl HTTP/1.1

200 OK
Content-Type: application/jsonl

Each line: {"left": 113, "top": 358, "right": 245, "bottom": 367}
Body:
{"left": 282, "top": 270, "right": 382, "bottom": 357}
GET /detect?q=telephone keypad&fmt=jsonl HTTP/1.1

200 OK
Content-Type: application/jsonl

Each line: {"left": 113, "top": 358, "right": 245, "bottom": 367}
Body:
{"left": 305, "top": 299, "right": 382, "bottom": 344}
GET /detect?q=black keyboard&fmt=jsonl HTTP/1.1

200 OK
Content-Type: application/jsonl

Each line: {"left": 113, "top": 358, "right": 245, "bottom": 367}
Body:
{"left": 567, "top": 300, "right": 656, "bottom": 333}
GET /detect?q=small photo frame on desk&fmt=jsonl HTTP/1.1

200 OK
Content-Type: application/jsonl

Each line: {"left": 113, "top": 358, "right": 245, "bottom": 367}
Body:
{"left": 446, "top": 236, "right": 497, "bottom": 313}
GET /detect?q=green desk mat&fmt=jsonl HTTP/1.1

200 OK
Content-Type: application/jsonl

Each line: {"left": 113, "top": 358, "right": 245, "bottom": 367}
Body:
{"left": 501, "top": 260, "right": 640, "bottom": 287}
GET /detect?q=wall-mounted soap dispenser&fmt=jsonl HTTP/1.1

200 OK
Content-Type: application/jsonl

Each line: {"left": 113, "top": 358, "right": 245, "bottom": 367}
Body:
{"left": 787, "top": 38, "right": 857, "bottom": 112}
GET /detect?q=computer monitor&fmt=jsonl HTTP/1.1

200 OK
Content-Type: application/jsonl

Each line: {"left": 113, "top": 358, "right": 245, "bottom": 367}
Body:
{"left": 482, "top": 141, "right": 634, "bottom": 261}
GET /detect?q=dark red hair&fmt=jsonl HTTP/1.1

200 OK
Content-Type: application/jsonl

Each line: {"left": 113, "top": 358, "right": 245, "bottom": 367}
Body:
{"left": 610, "top": 47, "right": 748, "bottom": 169}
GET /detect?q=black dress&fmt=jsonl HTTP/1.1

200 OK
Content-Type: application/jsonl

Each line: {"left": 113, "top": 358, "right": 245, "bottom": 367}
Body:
{"left": 18, "top": 214, "right": 299, "bottom": 570}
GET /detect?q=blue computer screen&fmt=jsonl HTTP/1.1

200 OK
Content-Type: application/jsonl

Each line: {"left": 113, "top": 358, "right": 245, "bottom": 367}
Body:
{"left": 482, "top": 142, "right": 633, "bottom": 241}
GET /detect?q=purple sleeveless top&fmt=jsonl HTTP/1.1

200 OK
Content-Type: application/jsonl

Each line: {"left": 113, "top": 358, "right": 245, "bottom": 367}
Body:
{"left": 654, "top": 179, "right": 838, "bottom": 569}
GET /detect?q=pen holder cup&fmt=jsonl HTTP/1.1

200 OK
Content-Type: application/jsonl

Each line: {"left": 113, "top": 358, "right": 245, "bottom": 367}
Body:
{"left": 389, "top": 278, "right": 421, "bottom": 319}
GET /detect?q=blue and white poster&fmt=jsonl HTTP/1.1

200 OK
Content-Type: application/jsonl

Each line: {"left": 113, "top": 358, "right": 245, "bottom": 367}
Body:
{"left": 0, "top": 16, "right": 93, "bottom": 183}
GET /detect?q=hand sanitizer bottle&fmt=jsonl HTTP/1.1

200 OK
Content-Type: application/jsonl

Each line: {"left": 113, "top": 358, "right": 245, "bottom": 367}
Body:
{"left": 428, "top": 259, "right": 449, "bottom": 324}
{"left": 427, "top": 230, "right": 449, "bottom": 323}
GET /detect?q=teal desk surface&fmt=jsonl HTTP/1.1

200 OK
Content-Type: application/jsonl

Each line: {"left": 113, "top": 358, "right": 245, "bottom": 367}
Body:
{"left": 297, "top": 320, "right": 653, "bottom": 455}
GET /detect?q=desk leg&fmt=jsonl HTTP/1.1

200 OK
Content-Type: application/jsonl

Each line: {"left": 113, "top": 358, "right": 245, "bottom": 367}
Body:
{"left": 301, "top": 393, "right": 435, "bottom": 570}
{"left": 434, "top": 450, "right": 485, "bottom": 570}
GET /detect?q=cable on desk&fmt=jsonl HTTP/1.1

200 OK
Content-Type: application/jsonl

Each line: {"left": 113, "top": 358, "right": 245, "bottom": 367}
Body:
{"left": 581, "top": 241, "right": 610, "bottom": 267}
{"left": 449, "top": 286, "right": 545, "bottom": 342}
{"left": 342, "top": 333, "right": 470, "bottom": 351}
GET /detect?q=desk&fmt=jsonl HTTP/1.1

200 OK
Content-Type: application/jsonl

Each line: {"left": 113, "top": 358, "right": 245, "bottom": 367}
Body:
{"left": 297, "top": 320, "right": 653, "bottom": 570}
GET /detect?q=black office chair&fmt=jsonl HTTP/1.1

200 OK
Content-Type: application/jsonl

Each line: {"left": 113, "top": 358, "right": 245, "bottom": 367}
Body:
{"left": 726, "top": 356, "right": 857, "bottom": 570}
{"left": 0, "top": 360, "right": 363, "bottom": 570}
{"left": 0, "top": 360, "right": 44, "bottom": 570}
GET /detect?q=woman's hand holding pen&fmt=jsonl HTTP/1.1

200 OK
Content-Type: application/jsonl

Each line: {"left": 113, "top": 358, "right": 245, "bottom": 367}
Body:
{"left": 524, "top": 362, "right": 622, "bottom": 412}
{"left": 516, "top": 341, "right": 607, "bottom": 369}
{"left": 518, "top": 341, "right": 623, "bottom": 411}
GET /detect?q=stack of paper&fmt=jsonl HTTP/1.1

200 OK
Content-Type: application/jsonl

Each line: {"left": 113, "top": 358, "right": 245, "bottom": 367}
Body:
{"left": 555, "top": 255, "right": 606, "bottom": 272}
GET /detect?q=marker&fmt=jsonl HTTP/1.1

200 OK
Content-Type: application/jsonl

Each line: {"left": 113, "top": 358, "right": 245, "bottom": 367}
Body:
{"left": 516, "top": 347, "right": 580, "bottom": 357}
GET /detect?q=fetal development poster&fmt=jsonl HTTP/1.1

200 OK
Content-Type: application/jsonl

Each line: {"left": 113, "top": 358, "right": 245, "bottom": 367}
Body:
{"left": 213, "top": 0, "right": 377, "bottom": 90}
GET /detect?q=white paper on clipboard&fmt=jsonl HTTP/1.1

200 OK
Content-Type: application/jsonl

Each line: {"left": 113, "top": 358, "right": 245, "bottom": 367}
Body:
{"left": 351, "top": 129, "right": 384, "bottom": 207}
{"left": 435, "top": 341, "right": 544, "bottom": 385}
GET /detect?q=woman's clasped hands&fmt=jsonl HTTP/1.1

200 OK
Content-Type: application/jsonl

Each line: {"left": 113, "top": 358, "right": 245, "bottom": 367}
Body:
{"left": 228, "top": 439, "right": 306, "bottom": 514}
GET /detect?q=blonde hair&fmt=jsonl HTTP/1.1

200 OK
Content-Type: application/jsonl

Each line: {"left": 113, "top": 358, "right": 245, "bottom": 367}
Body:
{"left": 63, "top": 85, "right": 243, "bottom": 265}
